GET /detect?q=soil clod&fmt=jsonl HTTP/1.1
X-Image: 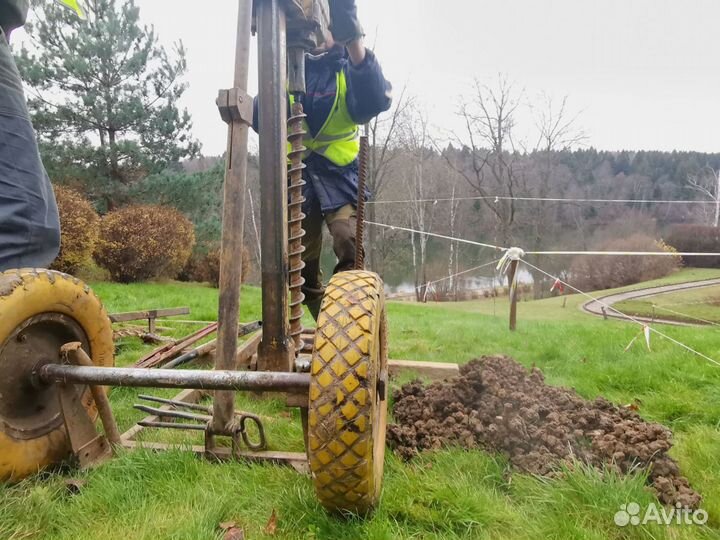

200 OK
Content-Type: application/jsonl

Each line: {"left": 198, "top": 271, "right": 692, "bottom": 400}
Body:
{"left": 387, "top": 355, "right": 700, "bottom": 508}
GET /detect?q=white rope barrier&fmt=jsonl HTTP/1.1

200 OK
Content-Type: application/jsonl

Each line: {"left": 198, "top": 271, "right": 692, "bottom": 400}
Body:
{"left": 415, "top": 259, "right": 501, "bottom": 292}
{"left": 364, "top": 221, "right": 508, "bottom": 252}
{"left": 364, "top": 220, "right": 720, "bottom": 258}
{"left": 367, "top": 195, "right": 720, "bottom": 206}
{"left": 521, "top": 259, "right": 720, "bottom": 368}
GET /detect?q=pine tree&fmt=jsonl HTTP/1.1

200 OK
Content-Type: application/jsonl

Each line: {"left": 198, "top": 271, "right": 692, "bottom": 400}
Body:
{"left": 16, "top": 0, "right": 200, "bottom": 209}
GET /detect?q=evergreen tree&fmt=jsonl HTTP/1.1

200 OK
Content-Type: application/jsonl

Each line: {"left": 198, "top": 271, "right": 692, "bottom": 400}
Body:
{"left": 16, "top": 0, "right": 200, "bottom": 209}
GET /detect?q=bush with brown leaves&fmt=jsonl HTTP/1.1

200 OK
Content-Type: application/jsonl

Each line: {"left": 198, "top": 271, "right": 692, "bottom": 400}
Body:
{"left": 95, "top": 205, "right": 195, "bottom": 283}
{"left": 665, "top": 224, "right": 720, "bottom": 268}
{"left": 570, "top": 234, "right": 681, "bottom": 291}
{"left": 51, "top": 186, "right": 101, "bottom": 274}
{"left": 179, "top": 244, "right": 250, "bottom": 287}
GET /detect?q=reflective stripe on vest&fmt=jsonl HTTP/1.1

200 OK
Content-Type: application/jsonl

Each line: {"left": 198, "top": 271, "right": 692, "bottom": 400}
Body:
{"left": 56, "top": 0, "right": 86, "bottom": 19}
{"left": 288, "top": 70, "right": 360, "bottom": 167}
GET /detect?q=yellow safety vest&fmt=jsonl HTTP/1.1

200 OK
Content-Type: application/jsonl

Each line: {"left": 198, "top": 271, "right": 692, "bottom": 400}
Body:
{"left": 56, "top": 0, "right": 85, "bottom": 19}
{"left": 288, "top": 70, "right": 360, "bottom": 167}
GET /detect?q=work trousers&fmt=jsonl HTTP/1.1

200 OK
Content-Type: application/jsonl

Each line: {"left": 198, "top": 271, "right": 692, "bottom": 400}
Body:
{"left": 301, "top": 201, "right": 357, "bottom": 306}
{"left": 0, "top": 27, "right": 60, "bottom": 271}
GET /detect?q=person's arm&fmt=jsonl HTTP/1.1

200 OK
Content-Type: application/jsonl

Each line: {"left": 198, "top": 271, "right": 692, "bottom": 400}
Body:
{"left": 0, "top": 0, "right": 29, "bottom": 38}
{"left": 345, "top": 47, "right": 392, "bottom": 125}
{"left": 346, "top": 37, "right": 365, "bottom": 66}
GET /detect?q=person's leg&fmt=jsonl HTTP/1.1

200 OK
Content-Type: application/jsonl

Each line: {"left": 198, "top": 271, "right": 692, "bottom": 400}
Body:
{"left": 301, "top": 197, "right": 325, "bottom": 320}
{"left": 0, "top": 27, "right": 60, "bottom": 271}
{"left": 325, "top": 204, "right": 357, "bottom": 273}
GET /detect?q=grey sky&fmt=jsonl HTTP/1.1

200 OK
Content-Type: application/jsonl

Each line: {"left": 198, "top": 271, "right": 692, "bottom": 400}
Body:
{"left": 22, "top": 0, "right": 720, "bottom": 155}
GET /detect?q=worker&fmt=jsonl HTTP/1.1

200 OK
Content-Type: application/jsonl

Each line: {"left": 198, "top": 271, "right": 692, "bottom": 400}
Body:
{"left": 0, "top": 0, "right": 61, "bottom": 271}
{"left": 254, "top": 0, "right": 392, "bottom": 319}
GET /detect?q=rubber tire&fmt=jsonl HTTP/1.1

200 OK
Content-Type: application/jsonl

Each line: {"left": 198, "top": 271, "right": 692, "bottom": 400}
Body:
{"left": 307, "top": 270, "right": 388, "bottom": 514}
{"left": 0, "top": 269, "right": 114, "bottom": 481}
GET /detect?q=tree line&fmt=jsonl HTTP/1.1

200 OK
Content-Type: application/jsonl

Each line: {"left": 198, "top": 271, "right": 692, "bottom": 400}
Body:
{"left": 16, "top": 0, "right": 720, "bottom": 291}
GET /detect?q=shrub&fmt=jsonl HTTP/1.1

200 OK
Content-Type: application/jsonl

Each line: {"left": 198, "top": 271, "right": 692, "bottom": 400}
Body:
{"left": 50, "top": 185, "right": 100, "bottom": 274}
{"left": 570, "top": 234, "right": 681, "bottom": 291}
{"left": 179, "top": 244, "right": 250, "bottom": 287}
{"left": 665, "top": 225, "right": 720, "bottom": 268}
{"left": 95, "top": 205, "right": 195, "bottom": 282}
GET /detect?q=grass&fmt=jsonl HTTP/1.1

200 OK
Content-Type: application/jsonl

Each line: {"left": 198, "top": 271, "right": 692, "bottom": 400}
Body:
{"left": 2, "top": 270, "right": 720, "bottom": 539}
{"left": 614, "top": 284, "right": 720, "bottom": 325}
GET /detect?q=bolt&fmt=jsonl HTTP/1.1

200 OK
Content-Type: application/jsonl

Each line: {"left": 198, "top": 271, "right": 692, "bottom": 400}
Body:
{"left": 17, "top": 334, "right": 27, "bottom": 343}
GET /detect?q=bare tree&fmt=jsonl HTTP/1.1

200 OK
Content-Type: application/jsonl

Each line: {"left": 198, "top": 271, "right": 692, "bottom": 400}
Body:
{"left": 525, "top": 95, "right": 585, "bottom": 297}
{"left": 687, "top": 167, "right": 720, "bottom": 227}
{"left": 446, "top": 75, "right": 522, "bottom": 245}
{"left": 399, "top": 103, "right": 436, "bottom": 301}
{"left": 366, "top": 87, "right": 412, "bottom": 272}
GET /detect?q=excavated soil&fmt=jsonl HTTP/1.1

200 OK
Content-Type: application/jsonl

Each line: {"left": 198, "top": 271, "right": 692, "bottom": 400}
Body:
{"left": 387, "top": 355, "right": 701, "bottom": 508}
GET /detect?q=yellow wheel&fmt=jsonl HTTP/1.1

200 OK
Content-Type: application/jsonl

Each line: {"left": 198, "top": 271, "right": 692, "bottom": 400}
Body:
{"left": 0, "top": 269, "right": 114, "bottom": 481}
{"left": 307, "top": 270, "right": 388, "bottom": 514}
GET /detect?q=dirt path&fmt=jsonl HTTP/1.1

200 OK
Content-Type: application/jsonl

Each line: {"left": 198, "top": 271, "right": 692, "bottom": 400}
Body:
{"left": 581, "top": 278, "right": 720, "bottom": 326}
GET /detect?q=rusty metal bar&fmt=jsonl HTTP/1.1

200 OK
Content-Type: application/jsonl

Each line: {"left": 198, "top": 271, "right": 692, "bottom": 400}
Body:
{"left": 214, "top": 0, "right": 255, "bottom": 432}
{"left": 287, "top": 101, "right": 307, "bottom": 353}
{"left": 355, "top": 133, "right": 369, "bottom": 269}
{"left": 39, "top": 364, "right": 310, "bottom": 393}
{"left": 138, "top": 421, "right": 207, "bottom": 431}
{"left": 61, "top": 343, "right": 122, "bottom": 446}
{"left": 133, "top": 404, "right": 212, "bottom": 422}
{"left": 257, "top": 0, "right": 294, "bottom": 372}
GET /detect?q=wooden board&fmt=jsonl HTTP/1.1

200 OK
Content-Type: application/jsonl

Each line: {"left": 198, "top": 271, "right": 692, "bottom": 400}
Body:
{"left": 109, "top": 307, "right": 190, "bottom": 323}
{"left": 388, "top": 359, "right": 460, "bottom": 380}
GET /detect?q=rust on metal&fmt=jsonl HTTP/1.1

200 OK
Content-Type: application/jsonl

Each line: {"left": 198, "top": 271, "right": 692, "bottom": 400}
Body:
{"left": 257, "top": 0, "right": 294, "bottom": 373}
{"left": 0, "top": 313, "right": 89, "bottom": 441}
{"left": 61, "top": 342, "right": 121, "bottom": 446}
{"left": 355, "top": 134, "right": 369, "bottom": 269}
{"left": 213, "top": 0, "right": 255, "bottom": 434}
{"left": 58, "top": 382, "right": 112, "bottom": 468}
{"left": 134, "top": 323, "right": 218, "bottom": 368}
{"left": 40, "top": 364, "right": 310, "bottom": 393}
{"left": 287, "top": 101, "right": 307, "bottom": 353}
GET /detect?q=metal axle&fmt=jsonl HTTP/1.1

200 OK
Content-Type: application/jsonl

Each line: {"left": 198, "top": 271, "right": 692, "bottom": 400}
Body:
{"left": 39, "top": 364, "right": 310, "bottom": 393}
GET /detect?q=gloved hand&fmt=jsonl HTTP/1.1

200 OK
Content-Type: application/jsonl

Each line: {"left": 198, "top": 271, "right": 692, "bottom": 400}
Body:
{"left": 329, "top": 0, "right": 364, "bottom": 45}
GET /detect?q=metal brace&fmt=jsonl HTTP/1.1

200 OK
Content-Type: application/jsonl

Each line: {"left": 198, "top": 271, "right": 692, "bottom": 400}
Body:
{"left": 216, "top": 88, "right": 254, "bottom": 125}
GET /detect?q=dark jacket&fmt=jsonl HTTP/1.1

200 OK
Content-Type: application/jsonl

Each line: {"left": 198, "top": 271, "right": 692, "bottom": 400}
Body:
{"left": 0, "top": 0, "right": 28, "bottom": 33}
{"left": 253, "top": 45, "right": 392, "bottom": 214}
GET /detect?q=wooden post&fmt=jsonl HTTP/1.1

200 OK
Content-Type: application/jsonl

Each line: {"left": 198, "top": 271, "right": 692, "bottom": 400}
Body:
{"left": 508, "top": 259, "right": 519, "bottom": 331}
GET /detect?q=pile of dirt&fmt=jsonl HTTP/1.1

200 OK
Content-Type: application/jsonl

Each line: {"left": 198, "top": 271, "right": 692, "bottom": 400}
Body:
{"left": 387, "top": 355, "right": 700, "bottom": 508}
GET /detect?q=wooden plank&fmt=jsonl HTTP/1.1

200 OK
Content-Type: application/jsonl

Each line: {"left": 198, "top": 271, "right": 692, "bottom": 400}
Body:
{"left": 134, "top": 323, "right": 218, "bottom": 368}
{"left": 388, "top": 359, "right": 460, "bottom": 380}
{"left": 235, "top": 331, "right": 262, "bottom": 368}
{"left": 109, "top": 307, "right": 190, "bottom": 323}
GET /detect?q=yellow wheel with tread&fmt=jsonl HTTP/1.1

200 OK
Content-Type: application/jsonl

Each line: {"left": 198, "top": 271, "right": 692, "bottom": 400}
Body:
{"left": 0, "top": 269, "right": 114, "bottom": 481}
{"left": 308, "top": 270, "right": 388, "bottom": 514}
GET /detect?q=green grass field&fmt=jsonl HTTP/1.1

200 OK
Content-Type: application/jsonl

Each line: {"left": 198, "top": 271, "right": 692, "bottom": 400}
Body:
{"left": 2, "top": 269, "right": 720, "bottom": 539}
{"left": 615, "top": 284, "right": 720, "bottom": 325}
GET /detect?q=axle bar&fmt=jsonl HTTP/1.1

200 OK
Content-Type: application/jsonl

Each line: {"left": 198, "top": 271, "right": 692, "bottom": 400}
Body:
{"left": 39, "top": 365, "right": 310, "bottom": 393}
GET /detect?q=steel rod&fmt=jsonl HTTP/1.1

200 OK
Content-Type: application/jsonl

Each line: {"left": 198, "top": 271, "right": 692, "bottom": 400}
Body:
{"left": 40, "top": 365, "right": 310, "bottom": 393}
{"left": 133, "top": 404, "right": 211, "bottom": 422}
{"left": 257, "top": 0, "right": 294, "bottom": 372}
{"left": 138, "top": 394, "right": 212, "bottom": 413}
{"left": 60, "top": 343, "right": 122, "bottom": 446}
{"left": 138, "top": 421, "right": 207, "bottom": 431}
{"left": 214, "top": 0, "right": 255, "bottom": 432}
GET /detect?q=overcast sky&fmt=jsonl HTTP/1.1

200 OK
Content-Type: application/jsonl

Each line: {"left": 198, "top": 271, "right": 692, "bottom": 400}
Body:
{"left": 22, "top": 0, "right": 720, "bottom": 155}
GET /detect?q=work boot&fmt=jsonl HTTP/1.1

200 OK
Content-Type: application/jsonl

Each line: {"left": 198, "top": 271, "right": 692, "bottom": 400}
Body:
{"left": 305, "top": 295, "right": 323, "bottom": 321}
{"left": 302, "top": 258, "right": 325, "bottom": 322}
{"left": 328, "top": 218, "right": 356, "bottom": 273}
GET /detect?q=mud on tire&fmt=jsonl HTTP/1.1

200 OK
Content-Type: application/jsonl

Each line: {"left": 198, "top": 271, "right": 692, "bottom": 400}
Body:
{"left": 307, "top": 270, "right": 388, "bottom": 514}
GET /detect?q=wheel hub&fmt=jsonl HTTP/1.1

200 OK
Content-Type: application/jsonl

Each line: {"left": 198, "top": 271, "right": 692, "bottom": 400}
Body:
{"left": 0, "top": 313, "right": 89, "bottom": 440}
